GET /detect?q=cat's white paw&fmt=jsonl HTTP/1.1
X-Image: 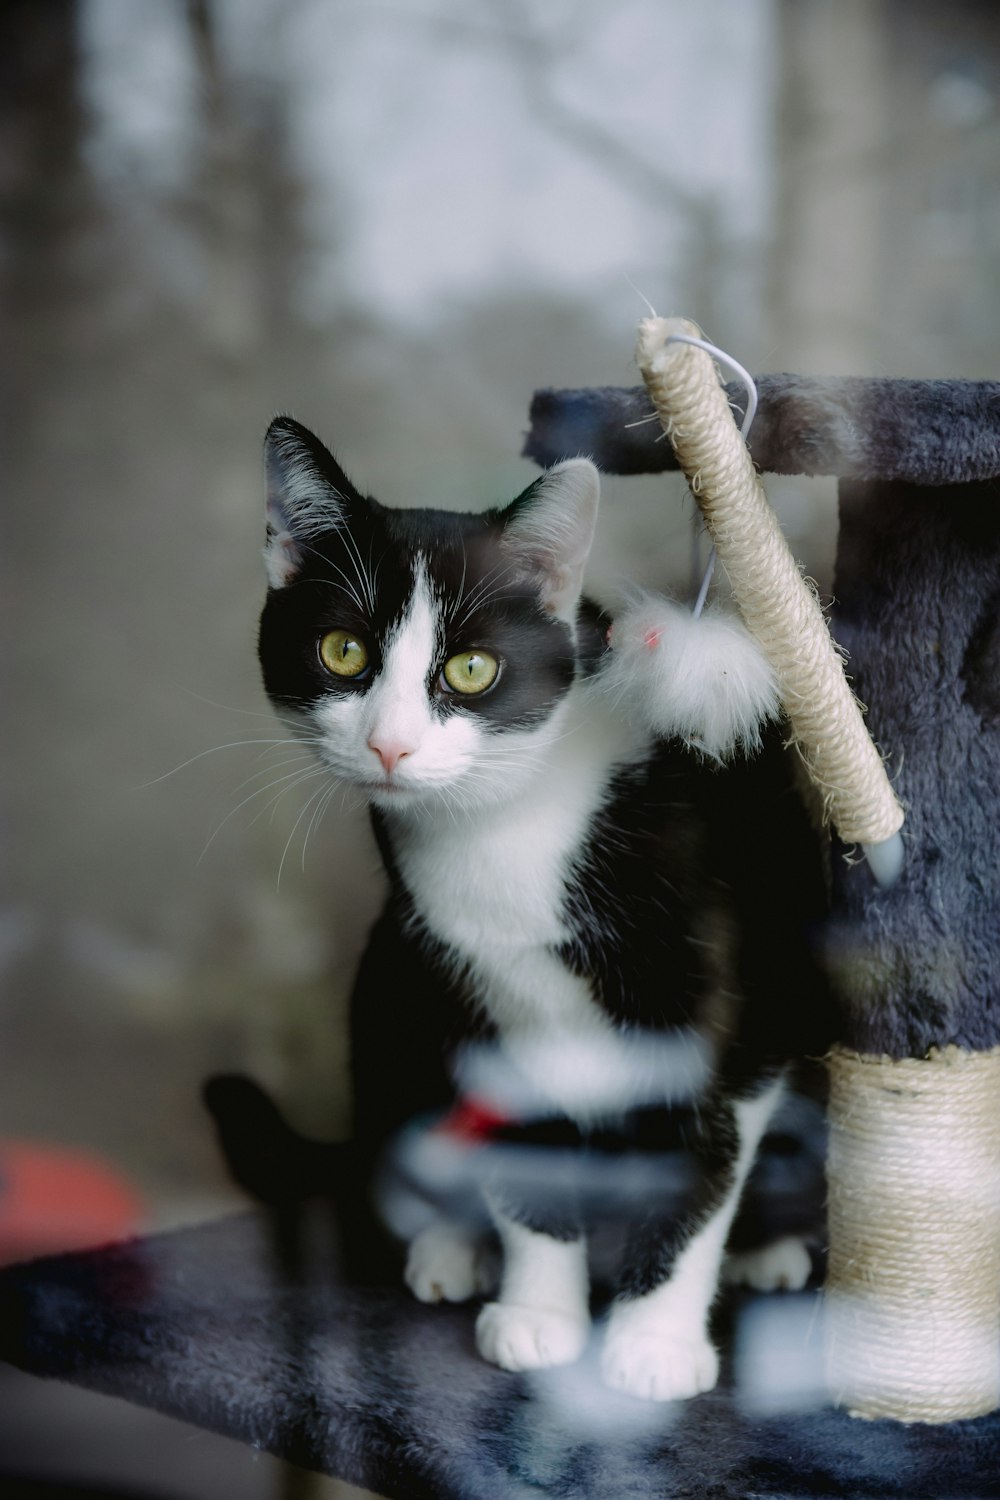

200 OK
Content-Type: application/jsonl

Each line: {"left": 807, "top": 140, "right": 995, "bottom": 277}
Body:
{"left": 601, "top": 1326, "right": 719, "bottom": 1402}
{"left": 723, "top": 1235, "right": 812, "bottom": 1293}
{"left": 475, "top": 1301, "right": 589, "bottom": 1371}
{"left": 405, "top": 1225, "right": 484, "bottom": 1304}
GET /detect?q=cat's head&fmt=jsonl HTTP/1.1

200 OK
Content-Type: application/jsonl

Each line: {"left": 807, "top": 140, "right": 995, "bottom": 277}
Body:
{"left": 257, "top": 417, "right": 601, "bottom": 813}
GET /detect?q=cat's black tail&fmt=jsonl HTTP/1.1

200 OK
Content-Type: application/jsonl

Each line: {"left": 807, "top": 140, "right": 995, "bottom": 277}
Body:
{"left": 202, "top": 1073, "right": 400, "bottom": 1283}
{"left": 202, "top": 1073, "right": 350, "bottom": 1205}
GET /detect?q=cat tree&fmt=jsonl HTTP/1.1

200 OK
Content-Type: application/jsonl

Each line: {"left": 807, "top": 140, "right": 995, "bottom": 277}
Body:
{"left": 2, "top": 357, "right": 1000, "bottom": 1495}
{"left": 530, "top": 330, "right": 1000, "bottom": 1425}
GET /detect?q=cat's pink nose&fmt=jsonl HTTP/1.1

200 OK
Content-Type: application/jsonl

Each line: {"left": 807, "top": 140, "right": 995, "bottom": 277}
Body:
{"left": 368, "top": 738, "right": 412, "bottom": 776}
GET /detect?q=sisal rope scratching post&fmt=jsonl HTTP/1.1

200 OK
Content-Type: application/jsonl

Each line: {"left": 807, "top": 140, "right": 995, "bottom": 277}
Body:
{"left": 635, "top": 317, "right": 1000, "bottom": 1424}
{"left": 634, "top": 316, "right": 903, "bottom": 855}
{"left": 826, "top": 1046, "right": 1000, "bottom": 1421}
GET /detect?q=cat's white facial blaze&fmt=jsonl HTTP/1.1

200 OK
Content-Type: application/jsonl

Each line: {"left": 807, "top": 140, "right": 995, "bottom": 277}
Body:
{"left": 362, "top": 563, "right": 441, "bottom": 782}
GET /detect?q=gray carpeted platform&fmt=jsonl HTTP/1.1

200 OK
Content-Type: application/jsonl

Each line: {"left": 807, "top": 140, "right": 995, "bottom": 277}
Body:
{"left": 2, "top": 1209, "right": 999, "bottom": 1500}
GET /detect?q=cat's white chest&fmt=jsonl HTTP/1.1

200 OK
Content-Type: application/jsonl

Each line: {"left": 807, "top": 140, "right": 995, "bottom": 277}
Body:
{"left": 391, "top": 776, "right": 610, "bottom": 1108}
{"left": 391, "top": 767, "right": 593, "bottom": 960}
{"left": 386, "top": 714, "right": 620, "bottom": 996}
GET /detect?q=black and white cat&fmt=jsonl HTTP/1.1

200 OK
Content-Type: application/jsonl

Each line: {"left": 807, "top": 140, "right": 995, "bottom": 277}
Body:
{"left": 257, "top": 416, "right": 828, "bottom": 1401}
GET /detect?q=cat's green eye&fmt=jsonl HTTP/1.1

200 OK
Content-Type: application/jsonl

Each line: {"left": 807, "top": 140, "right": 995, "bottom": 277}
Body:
{"left": 319, "top": 629, "right": 369, "bottom": 679}
{"left": 442, "top": 650, "right": 500, "bottom": 696}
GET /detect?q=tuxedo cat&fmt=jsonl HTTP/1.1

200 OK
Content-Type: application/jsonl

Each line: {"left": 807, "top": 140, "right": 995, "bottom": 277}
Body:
{"left": 257, "top": 416, "right": 828, "bottom": 1401}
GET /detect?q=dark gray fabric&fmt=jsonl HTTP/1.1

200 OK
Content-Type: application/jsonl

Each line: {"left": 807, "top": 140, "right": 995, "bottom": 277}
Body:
{"left": 827, "top": 479, "right": 1000, "bottom": 1055}
{"left": 2, "top": 1212, "right": 1000, "bottom": 1500}
{"left": 525, "top": 377, "right": 1000, "bottom": 485}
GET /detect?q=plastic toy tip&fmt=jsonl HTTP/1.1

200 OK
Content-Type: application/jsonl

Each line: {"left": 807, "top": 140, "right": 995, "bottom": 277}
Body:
{"left": 862, "top": 831, "right": 904, "bottom": 889}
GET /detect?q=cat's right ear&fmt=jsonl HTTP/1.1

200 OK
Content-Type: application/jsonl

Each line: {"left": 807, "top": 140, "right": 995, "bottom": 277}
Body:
{"left": 263, "top": 417, "right": 363, "bottom": 588}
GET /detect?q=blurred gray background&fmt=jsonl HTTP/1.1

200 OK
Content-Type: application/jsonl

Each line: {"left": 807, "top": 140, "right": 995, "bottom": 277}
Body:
{"left": 3, "top": 0, "right": 1000, "bottom": 1494}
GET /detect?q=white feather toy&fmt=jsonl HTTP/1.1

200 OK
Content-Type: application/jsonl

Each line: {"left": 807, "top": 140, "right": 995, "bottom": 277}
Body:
{"left": 597, "top": 590, "right": 780, "bottom": 762}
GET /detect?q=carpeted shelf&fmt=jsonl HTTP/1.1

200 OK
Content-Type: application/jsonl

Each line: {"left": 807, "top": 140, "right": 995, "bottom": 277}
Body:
{"left": 1, "top": 1209, "right": 998, "bottom": 1500}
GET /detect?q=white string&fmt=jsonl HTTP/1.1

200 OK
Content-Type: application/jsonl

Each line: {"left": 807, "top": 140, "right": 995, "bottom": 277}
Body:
{"left": 691, "top": 546, "right": 717, "bottom": 618}
{"left": 665, "top": 333, "right": 759, "bottom": 618}
{"left": 665, "top": 334, "right": 759, "bottom": 442}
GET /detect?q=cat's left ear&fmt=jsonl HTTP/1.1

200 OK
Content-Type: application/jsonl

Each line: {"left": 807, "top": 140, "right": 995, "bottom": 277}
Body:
{"left": 498, "top": 459, "right": 600, "bottom": 622}
{"left": 263, "top": 417, "right": 365, "bottom": 588}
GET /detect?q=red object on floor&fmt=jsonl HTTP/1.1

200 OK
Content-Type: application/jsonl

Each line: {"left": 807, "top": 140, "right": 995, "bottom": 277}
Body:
{"left": 0, "top": 1140, "right": 145, "bottom": 1266}
{"left": 432, "top": 1097, "right": 511, "bottom": 1142}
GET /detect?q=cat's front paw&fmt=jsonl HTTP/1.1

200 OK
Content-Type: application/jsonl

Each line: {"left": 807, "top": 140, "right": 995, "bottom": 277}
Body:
{"left": 601, "top": 1326, "right": 719, "bottom": 1401}
{"left": 476, "top": 1301, "right": 589, "bottom": 1372}
{"left": 405, "top": 1225, "right": 487, "bottom": 1304}
{"left": 723, "top": 1235, "right": 812, "bottom": 1292}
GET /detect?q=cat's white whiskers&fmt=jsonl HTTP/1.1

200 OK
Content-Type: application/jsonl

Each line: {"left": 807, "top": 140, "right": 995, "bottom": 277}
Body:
{"left": 444, "top": 778, "right": 485, "bottom": 821}
{"left": 449, "top": 541, "right": 510, "bottom": 631}
{"left": 477, "top": 743, "right": 546, "bottom": 769}
{"left": 251, "top": 767, "right": 329, "bottom": 828}
{"left": 452, "top": 560, "right": 520, "bottom": 630}
{"left": 135, "top": 737, "right": 313, "bottom": 789}
{"left": 232, "top": 752, "right": 318, "bottom": 796}
{"left": 336, "top": 781, "right": 370, "bottom": 819}
{"left": 179, "top": 690, "right": 281, "bottom": 719}
{"left": 301, "top": 776, "right": 343, "bottom": 871}
{"left": 453, "top": 578, "right": 510, "bottom": 630}
{"left": 366, "top": 539, "right": 384, "bottom": 611}
{"left": 335, "top": 515, "right": 379, "bottom": 614}
{"left": 453, "top": 543, "right": 469, "bottom": 622}
{"left": 288, "top": 536, "right": 369, "bottom": 615}
{"left": 198, "top": 764, "right": 327, "bottom": 864}
{"left": 303, "top": 546, "right": 369, "bottom": 615}
{"left": 431, "top": 782, "right": 463, "bottom": 826}
{"left": 277, "top": 777, "right": 337, "bottom": 889}
{"left": 263, "top": 713, "right": 325, "bottom": 737}
{"left": 318, "top": 774, "right": 351, "bottom": 824}
{"left": 177, "top": 689, "right": 317, "bottom": 738}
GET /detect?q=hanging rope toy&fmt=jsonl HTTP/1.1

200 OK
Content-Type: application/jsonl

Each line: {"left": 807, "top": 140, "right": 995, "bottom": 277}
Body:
{"left": 635, "top": 316, "right": 905, "bottom": 885}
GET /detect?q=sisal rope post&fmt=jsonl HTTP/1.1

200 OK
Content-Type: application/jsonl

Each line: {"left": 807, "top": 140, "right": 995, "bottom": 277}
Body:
{"left": 826, "top": 1046, "right": 1000, "bottom": 1421}
{"left": 636, "top": 316, "right": 1000, "bottom": 1424}
{"left": 634, "top": 316, "right": 903, "bottom": 849}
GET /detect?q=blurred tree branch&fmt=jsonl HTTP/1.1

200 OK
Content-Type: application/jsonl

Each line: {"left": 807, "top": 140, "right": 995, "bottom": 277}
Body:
{"left": 485, "top": 0, "right": 704, "bottom": 218}
{"left": 365, "top": 0, "right": 704, "bottom": 216}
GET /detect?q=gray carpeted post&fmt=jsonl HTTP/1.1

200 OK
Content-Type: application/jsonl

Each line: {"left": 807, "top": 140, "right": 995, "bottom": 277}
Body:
{"left": 824, "top": 476, "right": 1000, "bottom": 1420}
